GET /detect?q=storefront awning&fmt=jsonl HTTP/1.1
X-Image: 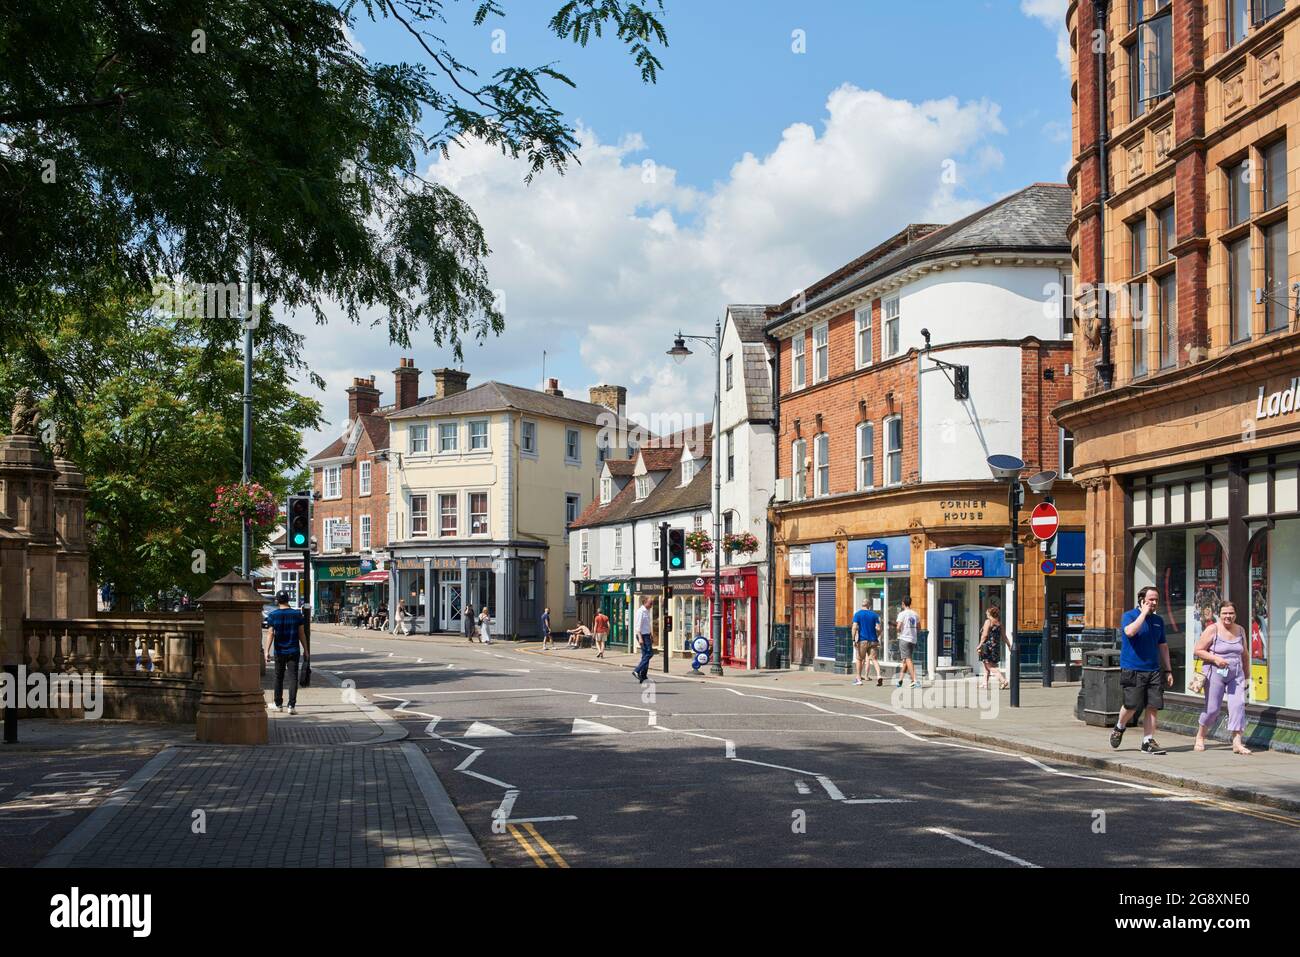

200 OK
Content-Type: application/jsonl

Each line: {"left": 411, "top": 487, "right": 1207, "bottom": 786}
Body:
{"left": 346, "top": 570, "right": 389, "bottom": 584}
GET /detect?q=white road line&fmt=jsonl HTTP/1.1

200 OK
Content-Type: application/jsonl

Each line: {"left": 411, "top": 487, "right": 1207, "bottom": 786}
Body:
{"left": 495, "top": 789, "right": 520, "bottom": 823}
{"left": 724, "top": 740, "right": 736, "bottom": 758}
{"left": 926, "top": 827, "right": 1040, "bottom": 869}
{"left": 843, "top": 799, "right": 914, "bottom": 804}
{"left": 795, "top": 780, "right": 811, "bottom": 795}
{"left": 588, "top": 694, "right": 599, "bottom": 704}
{"left": 733, "top": 757, "right": 821, "bottom": 776}
{"left": 424, "top": 718, "right": 441, "bottom": 736}
{"left": 571, "top": 718, "right": 624, "bottom": 735}
{"left": 454, "top": 750, "right": 515, "bottom": 790}
{"left": 505, "top": 816, "right": 578, "bottom": 824}
{"left": 816, "top": 776, "right": 845, "bottom": 801}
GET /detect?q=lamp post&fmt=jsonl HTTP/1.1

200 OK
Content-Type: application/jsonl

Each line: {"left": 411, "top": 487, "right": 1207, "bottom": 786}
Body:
{"left": 668, "top": 319, "right": 724, "bottom": 676}
{"left": 987, "top": 454, "right": 1025, "bottom": 708}
{"left": 1025, "top": 471, "right": 1058, "bottom": 689}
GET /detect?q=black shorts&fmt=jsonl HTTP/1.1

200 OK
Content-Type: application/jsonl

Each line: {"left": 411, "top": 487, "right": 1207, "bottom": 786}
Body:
{"left": 1120, "top": 669, "right": 1165, "bottom": 711}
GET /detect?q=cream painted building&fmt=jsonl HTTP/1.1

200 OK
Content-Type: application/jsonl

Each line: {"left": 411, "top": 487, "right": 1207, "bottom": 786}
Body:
{"left": 384, "top": 370, "right": 623, "bottom": 636}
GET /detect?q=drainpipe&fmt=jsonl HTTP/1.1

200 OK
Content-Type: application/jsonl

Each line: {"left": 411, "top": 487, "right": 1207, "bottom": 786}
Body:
{"left": 768, "top": 334, "right": 781, "bottom": 668}
{"left": 1094, "top": 0, "right": 1114, "bottom": 390}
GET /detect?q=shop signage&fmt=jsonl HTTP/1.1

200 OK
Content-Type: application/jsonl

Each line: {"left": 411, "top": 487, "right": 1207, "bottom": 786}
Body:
{"left": 315, "top": 562, "right": 361, "bottom": 581}
{"left": 360, "top": 558, "right": 374, "bottom": 573}
{"left": 1255, "top": 377, "right": 1300, "bottom": 419}
{"left": 603, "top": 582, "right": 625, "bottom": 594}
{"left": 330, "top": 521, "right": 352, "bottom": 548}
{"left": 395, "top": 558, "right": 424, "bottom": 570}
{"left": 949, "top": 552, "right": 985, "bottom": 578}
{"left": 277, "top": 559, "right": 303, "bottom": 571}
{"left": 862, "top": 540, "right": 887, "bottom": 573}
{"left": 788, "top": 547, "right": 811, "bottom": 578}
{"left": 939, "top": 499, "right": 989, "bottom": 522}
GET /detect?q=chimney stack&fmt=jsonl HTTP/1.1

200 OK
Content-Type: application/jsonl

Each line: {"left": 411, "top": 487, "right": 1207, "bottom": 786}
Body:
{"left": 589, "top": 384, "right": 627, "bottom": 412}
{"left": 346, "top": 375, "right": 381, "bottom": 420}
{"left": 393, "top": 357, "right": 420, "bottom": 410}
{"left": 433, "top": 368, "right": 470, "bottom": 400}
{"left": 544, "top": 377, "right": 564, "bottom": 397}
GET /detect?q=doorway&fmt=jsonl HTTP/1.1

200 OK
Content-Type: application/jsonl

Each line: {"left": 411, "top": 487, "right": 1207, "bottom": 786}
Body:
{"left": 937, "top": 582, "right": 968, "bottom": 668}
{"left": 790, "top": 580, "right": 815, "bottom": 666}
{"left": 440, "top": 581, "right": 463, "bottom": 632}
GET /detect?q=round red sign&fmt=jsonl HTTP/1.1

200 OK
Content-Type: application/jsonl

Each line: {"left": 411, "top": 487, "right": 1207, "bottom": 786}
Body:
{"left": 1029, "top": 502, "right": 1059, "bottom": 541}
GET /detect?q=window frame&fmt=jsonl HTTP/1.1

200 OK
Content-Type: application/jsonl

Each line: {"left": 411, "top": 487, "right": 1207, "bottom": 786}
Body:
{"left": 358, "top": 459, "right": 372, "bottom": 497}
{"left": 565, "top": 427, "right": 581, "bottom": 465}
{"left": 855, "top": 304, "right": 873, "bottom": 368}
{"left": 1263, "top": 217, "right": 1290, "bottom": 333}
{"left": 1060, "top": 428, "right": 1075, "bottom": 479}
{"left": 410, "top": 494, "right": 429, "bottom": 538}
{"left": 635, "top": 475, "right": 651, "bottom": 501}
{"left": 438, "top": 492, "right": 458, "bottom": 538}
{"left": 884, "top": 415, "right": 903, "bottom": 487}
{"left": 468, "top": 418, "right": 490, "bottom": 452}
{"left": 565, "top": 493, "right": 581, "bottom": 538}
{"left": 857, "top": 422, "right": 875, "bottom": 491}
{"left": 1157, "top": 271, "right": 1177, "bottom": 370}
{"left": 408, "top": 424, "right": 429, "bottom": 455}
{"left": 792, "top": 439, "right": 807, "bottom": 502}
{"left": 791, "top": 335, "right": 806, "bottom": 390}
{"left": 600, "top": 475, "right": 613, "bottom": 505}
{"left": 437, "top": 421, "right": 459, "bottom": 454}
{"left": 812, "top": 322, "right": 829, "bottom": 383}
{"left": 814, "top": 433, "right": 829, "bottom": 498}
{"left": 520, "top": 419, "right": 538, "bottom": 456}
{"left": 1228, "top": 234, "right": 1253, "bottom": 344}
{"left": 323, "top": 465, "right": 341, "bottom": 500}
{"left": 725, "top": 354, "right": 734, "bottom": 391}
{"left": 468, "top": 491, "right": 489, "bottom": 536}
{"left": 359, "top": 513, "right": 372, "bottom": 550}
{"left": 726, "top": 429, "right": 735, "bottom": 481}
{"left": 884, "top": 297, "right": 901, "bottom": 358}
{"left": 1262, "top": 138, "right": 1287, "bottom": 212}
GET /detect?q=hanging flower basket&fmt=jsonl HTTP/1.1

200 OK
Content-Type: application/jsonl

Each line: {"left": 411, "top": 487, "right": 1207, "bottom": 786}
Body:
{"left": 210, "top": 482, "right": 279, "bottom": 528}
{"left": 684, "top": 529, "right": 712, "bottom": 561}
{"left": 723, "top": 531, "right": 759, "bottom": 556}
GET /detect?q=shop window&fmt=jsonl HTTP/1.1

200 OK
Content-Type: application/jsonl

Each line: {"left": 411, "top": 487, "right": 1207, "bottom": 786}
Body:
{"left": 1249, "top": 531, "right": 1270, "bottom": 703}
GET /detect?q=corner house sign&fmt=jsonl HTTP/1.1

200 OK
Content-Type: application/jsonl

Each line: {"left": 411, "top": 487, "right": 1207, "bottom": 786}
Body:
{"left": 1256, "top": 377, "right": 1300, "bottom": 419}
{"left": 950, "top": 552, "right": 985, "bottom": 578}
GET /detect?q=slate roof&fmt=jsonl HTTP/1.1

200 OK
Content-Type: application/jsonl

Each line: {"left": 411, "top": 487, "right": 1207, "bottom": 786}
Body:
{"left": 388, "top": 380, "right": 612, "bottom": 424}
{"left": 726, "top": 305, "right": 772, "bottom": 343}
{"left": 570, "top": 459, "right": 713, "bottom": 531}
{"left": 767, "top": 183, "right": 1071, "bottom": 330}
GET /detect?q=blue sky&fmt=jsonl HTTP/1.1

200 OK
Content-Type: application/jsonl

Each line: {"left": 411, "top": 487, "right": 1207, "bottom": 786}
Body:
{"left": 296, "top": 0, "right": 1071, "bottom": 456}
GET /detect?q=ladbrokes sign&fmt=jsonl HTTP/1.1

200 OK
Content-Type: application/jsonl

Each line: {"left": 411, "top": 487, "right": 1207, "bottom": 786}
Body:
{"left": 1256, "top": 377, "right": 1300, "bottom": 420}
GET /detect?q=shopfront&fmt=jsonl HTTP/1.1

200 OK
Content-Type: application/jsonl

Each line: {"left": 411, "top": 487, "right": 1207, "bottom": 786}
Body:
{"left": 576, "top": 580, "right": 632, "bottom": 650}
{"left": 313, "top": 559, "right": 361, "bottom": 622}
{"left": 392, "top": 556, "right": 496, "bottom": 633}
{"left": 704, "top": 566, "right": 759, "bottom": 669}
{"left": 924, "top": 546, "right": 1012, "bottom": 675}
{"left": 786, "top": 546, "right": 815, "bottom": 667}
{"left": 630, "top": 576, "right": 703, "bottom": 655}
{"left": 847, "top": 536, "right": 911, "bottom": 664}
{"left": 1128, "top": 452, "right": 1300, "bottom": 708}
{"left": 344, "top": 568, "right": 389, "bottom": 625}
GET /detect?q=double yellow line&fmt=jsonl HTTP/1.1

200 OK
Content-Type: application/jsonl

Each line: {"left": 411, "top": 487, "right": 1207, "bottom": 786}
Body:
{"left": 508, "top": 822, "right": 570, "bottom": 867}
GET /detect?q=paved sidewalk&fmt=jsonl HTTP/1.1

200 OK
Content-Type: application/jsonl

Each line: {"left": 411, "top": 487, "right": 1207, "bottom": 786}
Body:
{"left": 36, "top": 664, "right": 486, "bottom": 868}
{"left": 482, "top": 639, "right": 1300, "bottom": 814}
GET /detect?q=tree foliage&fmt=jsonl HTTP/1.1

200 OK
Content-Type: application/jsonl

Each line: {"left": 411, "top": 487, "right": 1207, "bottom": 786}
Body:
{"left": 0, "top": 300, "right": 323, "bottom": 610}
{"left": 0, "top": 0, "right": 669, "bottom": 369}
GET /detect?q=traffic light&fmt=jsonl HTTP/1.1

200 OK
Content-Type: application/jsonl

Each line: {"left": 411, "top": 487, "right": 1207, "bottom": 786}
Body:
{"left": 287, "top": 493, "right": 311, "bottom": 549}
{"left": 954, "top": 365, "right": 970, "bottom": 401}
{"left": 667, "top": 528, "right": 686, "bottom": 571}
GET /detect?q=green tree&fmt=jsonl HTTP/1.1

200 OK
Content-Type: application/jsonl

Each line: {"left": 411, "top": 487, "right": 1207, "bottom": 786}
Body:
{"left": 0, "top": 0, "right": 669, "bottom": 371}
{"left": 0, "top": 302, "right": 322, "bottom": 610}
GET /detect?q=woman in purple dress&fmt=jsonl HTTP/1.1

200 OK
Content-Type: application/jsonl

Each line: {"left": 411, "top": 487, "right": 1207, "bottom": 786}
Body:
{"left": 1193, "top": 601, "right": 1252, "bottom": 754}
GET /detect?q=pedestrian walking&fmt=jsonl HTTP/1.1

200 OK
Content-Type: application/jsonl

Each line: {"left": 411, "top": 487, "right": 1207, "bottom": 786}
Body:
{"left": 465, "top": 603, "right": 477, "bottom": 641}
{"left": 894, "top": 595, "right": 921, "bottom": 689}
{"left": 263, "top": 591, "right": 305, "bottom": 715}
{"left": 851, "top": 598, "right": 883, "bottom": 686}
{"left": 593, "top": 609, "right": 610, "bottom": 658}
{"left": 1111, "top": 585, "right": 1174, "bottom": 754}
{"left": 632, "top": 596, "right": 655, "bottom": 683}
{"left": 479, "top": 607, "right": 493, "bottom": 643}
{"left": 540, "top": 607, "right": 553, "bottom": 651}
{"left": 1193, "top": 601, "right": 1252, "bottom": 755}
{"left": 977, "top": 606, "right": 1012, "bottom": 690}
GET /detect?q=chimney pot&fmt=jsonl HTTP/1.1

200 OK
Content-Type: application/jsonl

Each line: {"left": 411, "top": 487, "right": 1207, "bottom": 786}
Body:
{"left": 393, "top": 357, "right": 421, "bottom": 410}
{"left": 346, "top": 374, "right": 382, "bottom": 419}
{"left": 433, "top": 368, "right": 470, "bottom": 400}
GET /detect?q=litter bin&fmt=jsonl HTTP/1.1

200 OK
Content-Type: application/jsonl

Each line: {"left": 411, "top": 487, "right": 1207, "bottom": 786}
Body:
{"left": 768, "top": 645, "right": 783, "bottom": 670}
{"left": 1077, "top": 648, "right": 1126, "bottom": 727}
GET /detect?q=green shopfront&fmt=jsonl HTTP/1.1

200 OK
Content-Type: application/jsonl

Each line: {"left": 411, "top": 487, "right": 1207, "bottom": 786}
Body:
{"left": 313, "top": 559, "right": 362, "bottom": 622}
{"left": 575, "top": 580, "right": 631, "bottom": 650}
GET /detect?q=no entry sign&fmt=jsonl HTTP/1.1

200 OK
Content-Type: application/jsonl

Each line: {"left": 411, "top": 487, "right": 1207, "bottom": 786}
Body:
{"left": 1030, "top": 502, "right": 1059, "bottom": 541}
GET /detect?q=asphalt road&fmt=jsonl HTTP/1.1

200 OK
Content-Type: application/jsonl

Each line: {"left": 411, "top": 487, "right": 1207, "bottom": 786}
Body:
{"left": 311, "top": 628, "right": 1300, "bottom": 868}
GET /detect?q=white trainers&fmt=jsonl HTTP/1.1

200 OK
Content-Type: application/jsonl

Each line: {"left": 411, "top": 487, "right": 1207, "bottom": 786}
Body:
{"left": 288, "top": 706, "right": 297, "bottom": 715}
{"left": 853, "top": 678, "right": 863, "bottom": 686}
{"left": 268, "top": 703, "right": 281, "bottom": 712}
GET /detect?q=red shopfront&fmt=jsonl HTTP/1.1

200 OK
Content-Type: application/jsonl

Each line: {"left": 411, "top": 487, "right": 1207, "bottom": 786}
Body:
{"left": 705, "top": 566, "right": 759, "bottom": 670}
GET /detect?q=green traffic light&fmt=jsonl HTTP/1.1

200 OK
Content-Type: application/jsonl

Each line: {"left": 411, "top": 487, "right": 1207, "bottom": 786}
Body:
{"left": 292, "top": 533, "right": 306, "bottom": 546}
{"left": 671, "top": 557, "right": 682, "bottom": 567}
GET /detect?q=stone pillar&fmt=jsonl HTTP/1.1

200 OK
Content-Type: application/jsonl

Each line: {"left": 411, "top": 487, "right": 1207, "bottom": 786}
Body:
{"left": 0, "top": 510, "right": 27, "bottom": 668}
{"left": 52, "top": 452, "right": 92, "bottom": 619}
{"left": 0, "top": 424, "right": 58, "bottom": 620}
{"left": 195, "top": 572, "right": 268, "bottom": 744}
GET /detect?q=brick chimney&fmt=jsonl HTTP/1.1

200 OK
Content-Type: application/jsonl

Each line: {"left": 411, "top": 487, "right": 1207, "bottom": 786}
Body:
{"left": 589, "top": 384, "right": 626, "bottom": 412}
{"left": 393, "top": 357, "right": 420, "bottom": 410}
{"left": 346, "top": 376, "right": 381, "bottom": 419}
{"left": 433, "top": 368, "right": 470, "bottom": 399}
{"left": 544, "top": 377, "right": 564, "bottom": 397}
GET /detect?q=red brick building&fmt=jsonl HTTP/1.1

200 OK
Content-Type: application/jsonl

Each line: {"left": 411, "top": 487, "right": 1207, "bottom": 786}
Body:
{"left": 304, "top": 358, "right": 422, "bottom": 621}
{"left": 768, "top": 185, "right": 1086, "bottom": 679}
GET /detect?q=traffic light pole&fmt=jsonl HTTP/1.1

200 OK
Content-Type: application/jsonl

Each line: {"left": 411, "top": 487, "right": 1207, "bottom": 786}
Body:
{"left": 1009, "top": 479, "right": 1021, "bottom": 709}
{"left": 1042, "top": 495, "right": 1055, "bottom": 689}
{"left": 661, "top": 522, "right": 670, "bottom": 674}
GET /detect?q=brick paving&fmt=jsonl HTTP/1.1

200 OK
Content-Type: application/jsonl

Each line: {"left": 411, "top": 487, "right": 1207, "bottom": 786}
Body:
{"left": 64, "top": 744, "right": 452, "bottom": 868}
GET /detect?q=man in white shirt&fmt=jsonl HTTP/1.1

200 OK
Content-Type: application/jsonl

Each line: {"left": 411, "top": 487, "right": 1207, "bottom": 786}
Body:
{"left": 895, "top": 596, "right": 921, "bottom": 689}
{"left": 632, "top": 596, "right": 655, "bottom": 684}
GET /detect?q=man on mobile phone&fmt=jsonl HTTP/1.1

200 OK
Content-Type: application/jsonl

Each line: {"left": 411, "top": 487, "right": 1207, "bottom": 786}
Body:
{"left": 1112, "top": 585, "right": 1174, "bottom": 754}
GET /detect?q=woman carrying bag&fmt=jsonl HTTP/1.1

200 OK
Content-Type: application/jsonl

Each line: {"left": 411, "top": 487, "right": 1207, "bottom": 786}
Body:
{"left": 1193, "top": 600, "right": 1252, "bottom": 754}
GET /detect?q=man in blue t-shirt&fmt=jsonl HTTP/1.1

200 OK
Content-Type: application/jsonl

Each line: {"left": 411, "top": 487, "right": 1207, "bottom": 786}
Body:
{"left": 263, "top": 591, "right": 305, "bottom": 714}
{"left": 1111, "top": 585, "right": 1174, "bottom": 754}
{"left": 851, "top": 599, "right": 883, "bottom": 687}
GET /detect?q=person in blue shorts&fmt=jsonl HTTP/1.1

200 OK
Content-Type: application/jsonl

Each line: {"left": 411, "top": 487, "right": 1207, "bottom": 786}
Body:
{"left": 1111, "top": 585, "right": 1174, "bottom": 754}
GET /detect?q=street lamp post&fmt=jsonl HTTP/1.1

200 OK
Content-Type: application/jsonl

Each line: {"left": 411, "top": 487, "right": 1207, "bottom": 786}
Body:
{"left": 668, "top": 319, "right": 724, "bottom": 676}
{"left": 987, "top": 454, "right": 1024, "bottom": 708}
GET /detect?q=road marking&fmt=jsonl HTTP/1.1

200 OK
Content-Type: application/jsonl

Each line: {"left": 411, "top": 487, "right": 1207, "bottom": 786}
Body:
{"left": 589, "top": 694, "right": 599, "bottom": 703}
{"left": 926, "top": 827, "right": 1040, "bottom": 868}
{"left": 843, "top": 799, "right": 914, "bottom": 804}
{"left": 733, "top": 757, "right": 820, "bottom": 775}
{"left": 524, "top": 823, "right": 569, "bottom": 868}
{"left": 571, "top": 718, "right": 623, "bottom": 735}
{"left": 816, "top": 776, "right": 845, "bottom": 801}
{"left": 1149, "top": 796, "right": 1202, "bottom": 802}
{"left": 508, "top": 824, "right": 548, "bottom": 868}
{"left": 795, "top": 780, "right": 811, "bottom": 795}
{"left": 495, "top": 789, "right": 520, "bottom": 824}
{"left": 454, "top": 750, "right": 516, "bottom": 790}
{"left": 506, "top": 815, "right": 578, "bottom": 824}
{"left": 463, "top": 721, "right": 513, "bottom": 738}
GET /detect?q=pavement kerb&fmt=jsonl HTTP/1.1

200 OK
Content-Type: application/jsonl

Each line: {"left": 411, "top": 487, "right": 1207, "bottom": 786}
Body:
{"left": 315, "top": 668, "right": 408, "bottom": 745}
{"left": 37, "top": 746, "right": 181, "bottom": 868}
{"left": 399, "top": 742, "right": 489, "bottom": 868}
{"left": 509, "top": 643, "right": 1300, "bottom": 816}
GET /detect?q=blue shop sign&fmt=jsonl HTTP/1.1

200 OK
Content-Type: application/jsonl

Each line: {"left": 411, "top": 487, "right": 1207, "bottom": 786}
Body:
{"left": 925, "top": 546, "right": 1010, "bottom": 580}
{"left": 1056, "top": 531, "right": 1085, "bottom": 572}
{"left": 847, "top": 535, "right": 911, "bottom": 573}
{"left": 810, "top": 541, "right": 837, "bottom": 575}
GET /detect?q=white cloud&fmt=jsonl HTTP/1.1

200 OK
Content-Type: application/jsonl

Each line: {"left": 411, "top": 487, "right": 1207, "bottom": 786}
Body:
{"left": 1021, "top": 0, "right": 1070, "bottom": 76}
{"left": 287, "top": 84, "right": 1008, "bottom": 457}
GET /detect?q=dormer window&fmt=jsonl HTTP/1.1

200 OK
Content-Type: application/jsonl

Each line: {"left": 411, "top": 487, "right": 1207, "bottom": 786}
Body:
{"left": 635, "top": 475, "right": 652, "bottom": 501}
{"left": 600, "top": 476, "right": 613, "bottom": 505}
{"left": 682, "top": 459, "right": 695, "bottom": 485}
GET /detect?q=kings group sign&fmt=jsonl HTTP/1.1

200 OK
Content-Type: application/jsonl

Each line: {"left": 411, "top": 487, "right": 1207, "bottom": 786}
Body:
{"left": 863, "top": 541, "right": 887, "bottom": 573}
{"left": 950, "top": 552, "right": 985, "bottom": 578}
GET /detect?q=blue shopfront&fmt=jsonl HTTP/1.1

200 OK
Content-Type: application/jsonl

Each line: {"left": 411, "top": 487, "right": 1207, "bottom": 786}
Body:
{"left": 924, "top": 546, "right": 1013, "bottom": 677}
{"left": 848, "top": 536, "right": 914, "bottom": 665}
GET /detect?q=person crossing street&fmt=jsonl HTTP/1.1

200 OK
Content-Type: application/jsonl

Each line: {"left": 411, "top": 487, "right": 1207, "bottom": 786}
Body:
{"left": 632, "top": 596, "right": 655, "bottom": 684}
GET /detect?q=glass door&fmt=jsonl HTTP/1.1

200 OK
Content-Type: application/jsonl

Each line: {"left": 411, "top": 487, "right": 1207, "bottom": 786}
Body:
{"left": 441, "top": 582, "right": 463, "bottom": 632}
{"left": 937, "top": 582, "right": 967, "bottom": 667}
